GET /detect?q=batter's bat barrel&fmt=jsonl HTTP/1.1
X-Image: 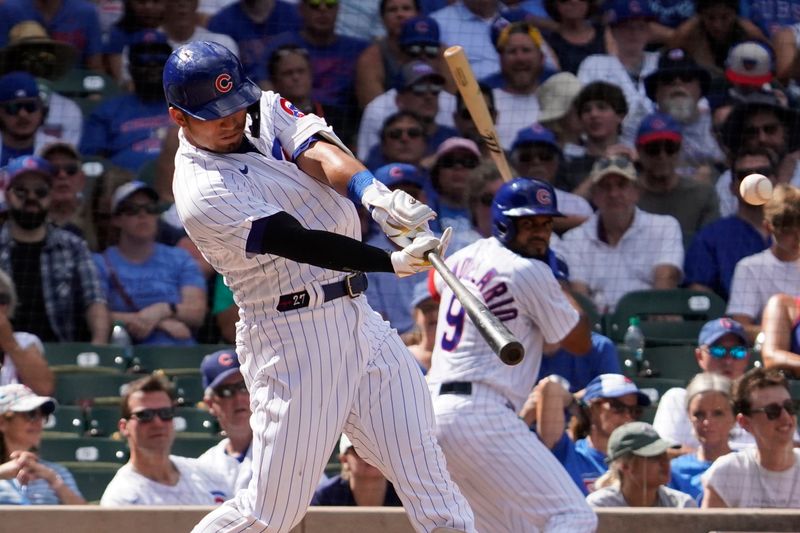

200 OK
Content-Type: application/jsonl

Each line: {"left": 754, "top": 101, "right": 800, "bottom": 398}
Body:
{"left": 428, "top": 252, "right": 525, "bottom": 366}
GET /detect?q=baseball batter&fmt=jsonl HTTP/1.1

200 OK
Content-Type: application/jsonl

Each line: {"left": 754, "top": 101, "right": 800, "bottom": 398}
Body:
{"left": 427, "top": 178, "right": 598, "bottom": 532}
{"left": 162, "top": 42, "right": 474, "bottom": 533}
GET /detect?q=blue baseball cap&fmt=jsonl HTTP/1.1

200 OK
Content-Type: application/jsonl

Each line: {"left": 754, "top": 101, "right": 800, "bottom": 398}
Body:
{"left": 511, "top": 123, "right": 561, "bottom": 153}
{"left": 698, "top": 318, "right": 748, "bottom": 346}
{"left": 410, "top": 281, "right": 435, "bottom": 311}
{"left": 583, "top": 373, "right": 651, "bottom": 406}
{"left": 604, "top": 0, "right": 655, "bottom": 25}
{"left": 374, "top": 163, "right": 427, "bottom": 190}
{"left": 636, "top": 112, "right": 682, "bottom": 146}
{"left": 399, "top": 16, "right": 440, "bottom": 47}
{"left": 4, "top": 155, "right": 54, "bottom": 188}
{"left": 201, "top": 349, "right": 241, "bottom": 391}
{"left": 398, "top": 61, "right": 445, "bottom": 90}
{"left": 0, "top": 71, "right": 40, "bottom": 103}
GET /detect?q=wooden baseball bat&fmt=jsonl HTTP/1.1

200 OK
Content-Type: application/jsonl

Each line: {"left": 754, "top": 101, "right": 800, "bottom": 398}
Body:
{"left": 443, "top": 45, "right": 515, "bottom": 183}
{"left": 428, "top": 252, "right": 525, "bottom": 366}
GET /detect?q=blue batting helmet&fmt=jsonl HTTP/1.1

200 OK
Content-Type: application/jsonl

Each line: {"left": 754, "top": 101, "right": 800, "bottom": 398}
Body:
{"left": 492, "top": 177, "right": 563, "bottom": 245}
{"left": 162, "top": 41, "right": 261, "bottom": 120}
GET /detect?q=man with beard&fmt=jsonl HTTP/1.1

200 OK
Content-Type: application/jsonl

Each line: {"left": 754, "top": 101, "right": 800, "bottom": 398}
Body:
{"left": 644, "top": 48, "right": 725, "bottom": 180}
{"left": 0, "top": 71, "right": 60, "bottom": 166}
{"left": 0, "top": 155, "right": 109, "bottom": 344}
{"left": 635, "top": 112, "right": 720, "bottom": 247}
{"left": 79, "top": 30, "right": 174, "bottom": 172}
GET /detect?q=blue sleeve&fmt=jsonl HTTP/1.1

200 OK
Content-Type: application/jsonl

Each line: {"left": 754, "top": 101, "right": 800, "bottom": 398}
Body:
{"left": 79, "top": 103, "right": 112, "bottom": 157}
{"left": 592, "top": 333, "right": 622, "bottom": 375}
{"left": 82, "top": 4, "right": 103, "bottom": 56}
{"left": 550, "top": 432, "right": 573, "bottom": 462}
{"left": 683, "top": 229, "right": 717, "bottom": 287}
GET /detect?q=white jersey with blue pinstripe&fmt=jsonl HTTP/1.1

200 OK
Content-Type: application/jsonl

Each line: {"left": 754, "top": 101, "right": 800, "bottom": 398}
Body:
{"left": 173, "top": 92, "right": 475, "bottom": 533}
{"left": 427, "top": 236, "right": 579, "bottom": 410}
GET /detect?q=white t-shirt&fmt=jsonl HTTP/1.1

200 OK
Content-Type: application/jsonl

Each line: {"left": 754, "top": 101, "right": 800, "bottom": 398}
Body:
{"left": 726, "top": 249, "right": 800, "bottom": 321}
{"left": 586, "top": 484, "right": 697, "bottom": 508}
{"left": 492, "top": 88, "right": 539, "bottom": 151}
{"left": 356, "top": 88, "right": 457, "bottom": 160}
{"left": 702, "top": 448, "right": 800, "bottom": 508}
{"left": 0, "top": 332, "right": 44, "bottom": 386}
{"left": 197, "top": 438, "right": 252, "bottom": 495}
{"left": 100, "top": 455, "right": 230, "bottom": 506}
{"left": 554, "top": 208, "right": 684, "bottom": 313}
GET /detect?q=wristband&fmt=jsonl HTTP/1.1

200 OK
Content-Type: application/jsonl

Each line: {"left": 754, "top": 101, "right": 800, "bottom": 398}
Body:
{"left": 347, "top": 170, "right": 375, "bottom": 204}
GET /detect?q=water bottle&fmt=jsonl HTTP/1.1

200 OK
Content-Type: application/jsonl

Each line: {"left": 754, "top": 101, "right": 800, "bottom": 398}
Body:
{"left": 623, "top": 316, "right": 646, "bottom": 375}
{"left": 110, "top": 320, "right": 133, "bottom": 359}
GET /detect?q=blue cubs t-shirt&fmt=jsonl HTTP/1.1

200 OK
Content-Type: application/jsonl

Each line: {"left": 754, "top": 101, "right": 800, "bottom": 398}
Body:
{"left": 669, "top": 452, "right": 712, "bottom": 504}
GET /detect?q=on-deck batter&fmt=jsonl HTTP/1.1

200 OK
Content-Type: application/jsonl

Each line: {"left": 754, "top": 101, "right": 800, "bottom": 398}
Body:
{"left": 163, "top": 41, "right": 474, "bottom": 533}
{"left": 427, "top": 178, "right": 598, "bottom": 532}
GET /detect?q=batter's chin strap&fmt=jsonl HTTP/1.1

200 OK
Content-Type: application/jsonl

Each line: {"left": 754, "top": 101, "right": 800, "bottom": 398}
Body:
{"left": 248, "top": 101, "right": 261, "bottom": 139}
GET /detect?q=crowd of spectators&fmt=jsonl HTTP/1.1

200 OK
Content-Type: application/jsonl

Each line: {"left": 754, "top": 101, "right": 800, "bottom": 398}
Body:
{"left": 0, "top": 0, "right": 797, "bottom": 519}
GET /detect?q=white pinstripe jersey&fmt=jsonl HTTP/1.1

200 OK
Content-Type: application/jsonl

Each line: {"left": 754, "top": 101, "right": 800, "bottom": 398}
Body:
{"left": 427, "top": 237, "right": 578, "bottom": 410}
{"left": 172, "top": 91, "right": 361, "bottom": 322}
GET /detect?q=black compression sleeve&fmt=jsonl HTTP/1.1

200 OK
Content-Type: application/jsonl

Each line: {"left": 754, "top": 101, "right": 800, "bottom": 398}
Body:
{"left": 251, "top": 211, "right": 394, "bottom": 273}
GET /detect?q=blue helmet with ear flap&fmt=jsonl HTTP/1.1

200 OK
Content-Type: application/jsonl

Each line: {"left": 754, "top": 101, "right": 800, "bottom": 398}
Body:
{"left": 491, "top": 177, "right": 563, "bottom": 245}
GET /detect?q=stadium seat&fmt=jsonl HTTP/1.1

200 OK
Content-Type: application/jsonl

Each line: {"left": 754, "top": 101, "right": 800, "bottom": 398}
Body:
{"left": 604, "top": 289, "right": 726, "bottom": 345}
{"left": 129, "top": 344, "right": 223, "bottom": 377}
{"left": 173, "top": 375, "right": 205, "bottom": 407}
{"left": 85, "top": 405, "right": 123, "bottom": 438}
{"left": 43, "top": 342, "right": 130, "bottom": 374}
{"left": 43, "top": 405, "right": 86, "bottom": 438}
{"left": 171, "top": 435, "right": 221, "bottom": 458}
{"left": 48, "top": 68, "right": 121, "bottom": 115}
{"left": 624, "top": 344, "right": 700, "bottom": 382}
{"left": 39, "top": 436, "right": 128, "bottom": 468}
{"left": 55, "top": 374, "right": 139, "bottom": 405}
{"left": 69, "top": 464, "right": 121, "bottom": 503}
{"left": 173, "top": 407, "right": 219, "bottom": 437}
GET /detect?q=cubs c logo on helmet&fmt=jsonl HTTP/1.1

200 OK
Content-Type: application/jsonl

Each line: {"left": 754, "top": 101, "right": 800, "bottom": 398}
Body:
{"left": 536, "top": 188, "right": 552, "bottom": 205}
{"left": 215, "top": 73, "right": 233, "bottom": 94}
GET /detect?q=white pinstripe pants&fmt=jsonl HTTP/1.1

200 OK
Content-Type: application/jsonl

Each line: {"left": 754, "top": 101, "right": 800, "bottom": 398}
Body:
{"left": 192, "top": 296, "right": 475, "bottom": 533}
{"left": 431, "top": 383, "right": 597, "bottom": 533}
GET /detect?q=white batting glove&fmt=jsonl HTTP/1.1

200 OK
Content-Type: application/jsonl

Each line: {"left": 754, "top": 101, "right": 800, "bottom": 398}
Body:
{"left": 362, "top": 181, "right": 436, "bottom": 248}
{"left": 390, "top": 227, "right": 452, "bottom": 278}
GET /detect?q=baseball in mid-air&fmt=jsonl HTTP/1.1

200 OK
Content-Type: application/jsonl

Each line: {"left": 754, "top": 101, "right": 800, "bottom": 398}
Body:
{"left": 739, "top": 173, "right": 773, "bottom": 206}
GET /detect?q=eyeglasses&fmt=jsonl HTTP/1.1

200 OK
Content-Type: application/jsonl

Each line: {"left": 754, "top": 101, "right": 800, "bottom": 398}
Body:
{"left": 16, "top": 408, "right": 48, "bottom": 422}
{"left": 516, "top": 149, "right": 557, "bottom": 163}
{"left": 744, "top": 122, "right": 781, "bottom": 138}
{"left": 659, "top": 73, "right": 697, "bottom": 85}
{"left": 642, "top": 141, "right": 680, "bottom": 157}
{"left": 707, "top": 345, "right": 749, "bottom": 360}
{"left": 214, "top": 381, "right": 248, "bottom": 399}
{"left": 595, "top": 155, "right": 635, "bottom": 171}
{"left": 53, "top": 163, "right": 80, "bottom": 176}
{"left": 749, "top": 399, "right": 799, "bottom": 420}
{"left": 0, "top": 294, "right": 10, "bottom": 305}
{"left": 734, "top": 167, "right": 773, "bottom": 181}
{"left": 410, "top": 83, "right": 442, "bottom": 95}
{"left": 117, "top": 203, "right": 160, "bottom": 216}
{"left": 605, "top": 398, "right": 643, "bottom": 418}
{"left": 306, "top": 0, "right": 338, "bottom": 8}
{"left": 2, "top": 100, "right": 40, "bottom": 115}
{"left": 10, "top": 186, "right": 50, "bottom": 200}
{"left": 439, "top": 155, "right": 479, "bottom": 169}
{"left": 129, "top": 406, "right": 176, "bottom": 423}
{"left": 385, "top": 127, "right": 424, "bottom": 140}
{"left": 404, "top": 44, "right": 439, "bottom": 59}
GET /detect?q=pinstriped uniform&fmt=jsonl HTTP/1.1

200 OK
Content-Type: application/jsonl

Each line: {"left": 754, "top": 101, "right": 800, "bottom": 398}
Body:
{"left": 427, "top": 237, "right": 598, "bottom": 533}
{"left": 172, "top": 91, "right": 475, "bottom": 533}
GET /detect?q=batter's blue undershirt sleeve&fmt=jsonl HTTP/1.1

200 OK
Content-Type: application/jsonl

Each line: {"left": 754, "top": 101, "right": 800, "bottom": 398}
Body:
{"left": 246, "top": 211, "right": 394, "bottom": 272}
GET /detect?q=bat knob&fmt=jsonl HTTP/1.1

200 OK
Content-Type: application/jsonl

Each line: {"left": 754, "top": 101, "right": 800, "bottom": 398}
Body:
{"left": 499, "top": 341, "right": 525, "bottom": 366}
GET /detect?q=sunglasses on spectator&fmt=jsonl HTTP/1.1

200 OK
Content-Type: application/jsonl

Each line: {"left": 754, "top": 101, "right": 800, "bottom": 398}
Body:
{"left": 2, "top": 100, "right": 40, "bottom": 115}
{"left": 744, "top": 122, "right": 781, "bottom": 137}
{"left": 129, "top": 406, "right": 175, "bottom": 423}
{"left": 439, "top": 155, "right": 479, "bottom": 169}
{"left": 404, "top": 44, "right": 439, "bottom": 59}
{"left": 642, "top": 140, "right": 680, "bottom": 157}
{"left": 595, "top": 155, "right": 635, "bottom": 170}
{"left": 659, "top": 72, "right": 697, "bottom": 85}
{"left": 117, "top": 203, "right": 160, "bottom": 216}
{"left": 214, "top": 381, "right": 249, "bottom": 398}
{"left": 385, "top": 127, "right": 424, "bottom": 140}
{"left": 53, "top": 163, "right": 81, "bottom": 176}
{"left": 516, "top": 149, "right": 556, "bottom": 163}
{"left": 410, "top": 83, "right": 442, "bottom": 95}
{"left": 734, "top": 167, "right": 773, "bottom": 181}
{"left": 708, "top": 345, "right": 748, "bottom": 359}
{"left": 14, "top": 408, "right": 49, "bottom": 422}
{"left": 10, "top": 186, "right": 49, "bottom": 200}
{"left": 0, "top": 294, "right": 10, "bottom": 305}
{"left": 306, "top": 0, "right": 338, "bottom": 8}
{"left": 749, "top": 399, "right": 799, "bottom": 420}
{"left": 605, "top": 398, "right": 643, "bottom": 418}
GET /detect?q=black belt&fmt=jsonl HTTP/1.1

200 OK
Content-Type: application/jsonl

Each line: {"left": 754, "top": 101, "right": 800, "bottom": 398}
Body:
{"left": 439, "top": 382, "right": 472, "bottom": 395}
{"left": 276, "top": 272, "right": 368, "bottom": 312}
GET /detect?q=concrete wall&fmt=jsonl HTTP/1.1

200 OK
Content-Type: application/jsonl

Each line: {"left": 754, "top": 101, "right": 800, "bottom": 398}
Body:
{"left": 0, "top": 507, "right": 798, "bottom": 533}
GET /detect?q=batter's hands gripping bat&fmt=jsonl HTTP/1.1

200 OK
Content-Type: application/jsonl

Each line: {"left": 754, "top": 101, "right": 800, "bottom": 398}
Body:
{"left": 443, "top": 45, "right": 515, "bottom": 183}
{"left": 427, "top": 252, "right": 525, "bottom": 365}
